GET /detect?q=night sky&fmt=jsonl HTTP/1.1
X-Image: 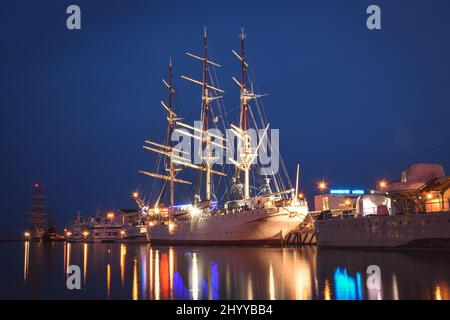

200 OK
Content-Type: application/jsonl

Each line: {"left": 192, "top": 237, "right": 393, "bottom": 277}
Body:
{"left": 1, "top": 0, "right": 449, "bottom": 236}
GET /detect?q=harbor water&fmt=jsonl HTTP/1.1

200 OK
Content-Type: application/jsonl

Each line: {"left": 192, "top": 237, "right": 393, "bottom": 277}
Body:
{"left": 3, "top": 242, "right": 450, "bottom": 299}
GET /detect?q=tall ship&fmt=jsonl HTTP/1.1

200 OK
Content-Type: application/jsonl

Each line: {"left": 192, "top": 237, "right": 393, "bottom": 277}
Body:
{"left": 138, "top": 29, "right": 308, "bottom": 245}
{"left": 315, "top": 163, "right": 450, "bottom": 248}
{"left": 25, "top": 183, "right": 49, "bottom": 241}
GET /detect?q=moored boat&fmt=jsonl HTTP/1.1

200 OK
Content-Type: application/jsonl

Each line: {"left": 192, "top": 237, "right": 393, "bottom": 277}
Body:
{"left": 139, "top": 29, "right": 309, "bottom": 246}
{"left": 315, "top": 164, "right": 450, "bottom": 249}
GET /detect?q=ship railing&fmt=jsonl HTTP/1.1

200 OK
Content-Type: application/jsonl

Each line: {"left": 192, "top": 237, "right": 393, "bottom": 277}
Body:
{"left": 312, "top": 208, "right": 358, "bottom": 220}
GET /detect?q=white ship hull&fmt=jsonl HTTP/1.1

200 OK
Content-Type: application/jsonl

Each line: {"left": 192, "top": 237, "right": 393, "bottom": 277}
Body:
{"left": 147, "top": 207, "right": 306, "bottom": 245}
{"left": 315, "top": 211, "right": 450, "bottom": 248}
{"left": 122, "top": 225, "right": 149, "bottom": 243}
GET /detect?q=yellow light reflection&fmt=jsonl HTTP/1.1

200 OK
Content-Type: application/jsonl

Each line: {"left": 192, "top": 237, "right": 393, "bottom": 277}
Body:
{"left": 247, "top": 274, "right": 254, "bottom": 300}
{"left": 268, "top": 261, "right": 275, "bottom": 300}
{"left": 294, "top": 263, "right": 312, "bottom": 300}
{"left": 435, "top": 284, "right": 442, "bottom": 300}
{"left": 66, "top": 242, "right": 71, "bottom": 275}
{"left": 169, "top": 247, "right": 174, "bottom": 299}
{"left": 120, "top": 244, "right": 126, "bottom": 287}
{"left": 107, "top": 263, "right": 111, "bottom": 298}
{"left": 149, "top": 248, "right": 153, "bottom": 299}
{"left": 83, "top": 243, "right": 88, "bottom": 283}
{"left": 192, "top": 253, "right": 199, "bottom": 300}
{"left": 23, "top": 241, "right": 30, "bottom": 282}
{"left": 155, "top": 250, "right": 160, "bottom": 300}
{"left": 132, "top": 258, "right": 138, "bottom": 300}
{"left": 324, "top": 279, "right": 331, "bottom": 300}
{"left": 392, "top": 274, "right": 399, "bottom": 300}
{"left": 63, "top": 242, "right": 66, "bottom": 274}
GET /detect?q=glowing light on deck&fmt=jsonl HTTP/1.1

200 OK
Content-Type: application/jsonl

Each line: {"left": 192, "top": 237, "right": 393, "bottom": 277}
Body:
{"left": 168, "top": 222, "right": 176, "bottom": 234}
{"left": 107, "top": 212, "right": 115, "bottom": 220}
{"left": 189, "top": 206, "right": 201, "bottom": 216}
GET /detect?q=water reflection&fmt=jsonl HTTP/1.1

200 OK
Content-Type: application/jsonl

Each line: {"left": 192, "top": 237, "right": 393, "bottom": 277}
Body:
{"left": 154, "top": 250, "right": 160, "bottom": 300}
{"left": 333, "top": 268, "right": 363, "bottom": 300}
{"left": 324, "top": 279, "right": 331, "bottom": 300}
{"left": 83, "top": 243, "right": 88, "bottom": 284}
{"left": 106, "top": 263, "right": 111, "bottom": 298}
{"left": 132, "top": 258, "right": 138, "bottom": 300}
{"left": 434, "top": 282, "right": 449, "bottom": 300}
{"left": 392, "top": 274, "right": 399, "bottom": 300}
{"left": 192, "top": 253, "right": 199, "bottom": 300}
{"left": 10, "top": 243, "right": 450, "bottom": 299}
{"left": 268, "top": 261, "right": 275, "bottom": 300}
{"left": 120, "top": 243, "right": 126, "bottom": 287}
{"left": 247, "top": 273, "right": 253, "bottom": 300}
{"left": 23, "top": 241, "right": 29, "bottom": 282}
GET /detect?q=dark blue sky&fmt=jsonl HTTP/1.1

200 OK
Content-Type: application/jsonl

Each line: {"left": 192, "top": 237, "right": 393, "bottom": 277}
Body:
{"left": 1, "top": 0, "right": 450, "bottom": 235}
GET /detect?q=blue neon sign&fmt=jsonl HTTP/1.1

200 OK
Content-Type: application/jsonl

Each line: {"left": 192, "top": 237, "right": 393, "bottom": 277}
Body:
{"left": 330, "top": 189, "right": 365, "bottom": 195}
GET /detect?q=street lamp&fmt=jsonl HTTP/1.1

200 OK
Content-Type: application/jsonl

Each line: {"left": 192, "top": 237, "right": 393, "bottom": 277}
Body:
{"left": 318, "top": 181, "right": 327, "bottom": 192}
{"left": 378, "top": 180, "right": 388, "bottom": 190}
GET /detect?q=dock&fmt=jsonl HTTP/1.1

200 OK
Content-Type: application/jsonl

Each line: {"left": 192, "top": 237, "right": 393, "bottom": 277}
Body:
{"left": 285, "top": 214, "right": 317, "bottom": 245}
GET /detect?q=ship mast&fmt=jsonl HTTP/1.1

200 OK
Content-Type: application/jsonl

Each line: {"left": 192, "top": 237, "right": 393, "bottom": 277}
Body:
{"left": 202, "top": 28, "right": 212, "bottom": 201}
{"left": 139, "top": 60, "right": 192, "bottom": 217}
{"left": 181, "top": 28, "right": 226, "bottom": 202}
{"left": 28, "top": 183, "right": 48, "bottom": 233}
{"left": 167, "top": 58, "right": 175, "bottom": 214}
{"left": 239, "top": 28, "right": 250, "bottom": 199}
{"left": 231, "top": 28, "right": 269, "bottom": 200}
